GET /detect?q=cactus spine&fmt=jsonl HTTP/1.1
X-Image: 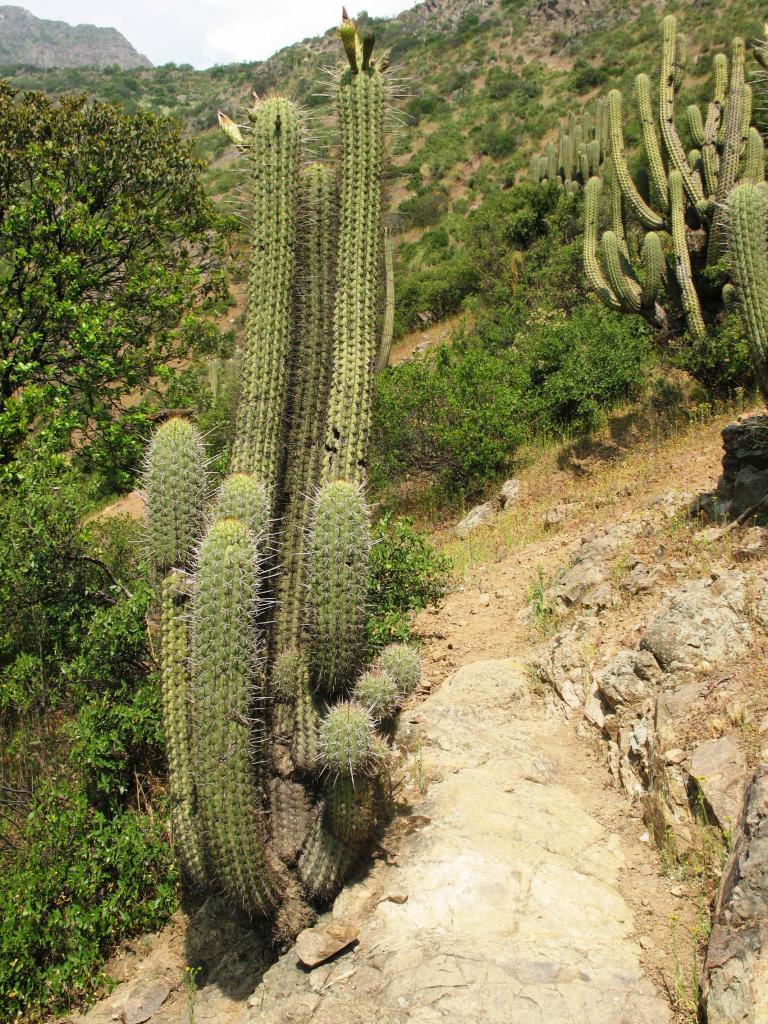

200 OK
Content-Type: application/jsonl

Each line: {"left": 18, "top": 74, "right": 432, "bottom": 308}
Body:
{"left": 584, "top": 15, "right": 762, "bottom": 339}
{"left": 728, "top": 184, "right": 768, "bottom": 401}
{"left": 231, "top": 97, "right": 301, "bottom": 498}
{"left": 145, "top": 15, "right": 420, "bottom": 932}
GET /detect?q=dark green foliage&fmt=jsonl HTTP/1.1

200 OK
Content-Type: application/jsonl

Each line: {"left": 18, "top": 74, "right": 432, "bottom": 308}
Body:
{"left": 0, "top": 84, "right": 227, "bottom": 481}
{"left": 672, "top": 314, "right": 755, "bottom": 396}
{"left": 366, "top": 514, "right": 450, "bottom": 647}
{"left": 372, "top": 307, "right": 652, "bottom": 495}
{"left": 0, "top": 453, "right": 176, "bottom": 1021}
{"left": 394, "top": 253, "right": 479, "bottom": 337}
{"left": 0, "top": 784, "right": 175, "bottom": 1022}
{"left": 398, "top": 188, "right": 449, "bottom": 229}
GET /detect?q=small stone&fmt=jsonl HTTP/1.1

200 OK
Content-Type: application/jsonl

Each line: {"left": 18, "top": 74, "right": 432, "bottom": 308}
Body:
{"left": 296, "top": 922, "right": 359, "bottom": 969}
{"left": 478, "top": 593, "right": 490, "bottom": 607}
{"left": 121, "top": 981, "right": 171, "bottom": 1024}
{"left": 670, "top": 884, "right": 685, "bottom": 897}
{"left": 639, "top": 831, "right": 650, "bottom": 843}
{"left": 383, "top": 893, "right": 408, "bottom": 905}
{"left": 498, "top": 479, "right": 520, "bottom": 508}
{"left": 663, "top": 748, "right": 687, "bottom": 765}
{"left": 638, "top": 935, "right": 651, "bottom": 949}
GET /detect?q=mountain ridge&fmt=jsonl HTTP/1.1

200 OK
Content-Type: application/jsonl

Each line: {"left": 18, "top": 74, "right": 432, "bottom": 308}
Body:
{"left": 0, "top": 5, "right": 151, "bottom": 69}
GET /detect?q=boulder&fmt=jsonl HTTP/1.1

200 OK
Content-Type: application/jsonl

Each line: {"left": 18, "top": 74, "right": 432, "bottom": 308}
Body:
{"left": 733, "top": 465, "right": 768, "bottom": 515}
{"left": 498, "top": 479, "right": 520, "bottom": 508}
{"left": 640, "top": 574, "right": 751, "bottom": 674}
{"left": 455, "top": 501, "right": 496, "bottom": 537}
{"left": 690, "top": 735, "right": 748, "bottom": 832}
{"left": 702, "top": 766, "right": 768, "bottom": 1024}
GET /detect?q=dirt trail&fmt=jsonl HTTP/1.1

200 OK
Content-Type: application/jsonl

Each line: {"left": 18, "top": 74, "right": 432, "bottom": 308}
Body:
{"left": 68, "top": 410, "right": 736, "bottom": 1024}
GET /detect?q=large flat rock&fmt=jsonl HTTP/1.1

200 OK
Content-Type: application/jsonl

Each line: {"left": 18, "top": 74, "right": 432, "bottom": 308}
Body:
{"left": 243, "top": 660, "right": 670, "bottom": 1024}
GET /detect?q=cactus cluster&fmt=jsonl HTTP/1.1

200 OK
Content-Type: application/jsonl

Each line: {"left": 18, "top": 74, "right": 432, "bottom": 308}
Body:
{"left": 583, "top": 15, "right": 765, "bottom": 338}
{"left": 144, "top": 14, "right": 420, "bottom": 934}
{"left": 530, "top": 101, "right": 609, "bottom": 194}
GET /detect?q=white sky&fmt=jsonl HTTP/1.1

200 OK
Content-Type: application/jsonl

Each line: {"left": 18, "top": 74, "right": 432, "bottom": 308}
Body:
{"left": 20, "top": 1, "right": 419, "bottom": 69}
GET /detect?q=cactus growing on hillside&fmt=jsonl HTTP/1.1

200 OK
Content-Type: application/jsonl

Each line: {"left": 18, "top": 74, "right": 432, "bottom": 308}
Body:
{"left": 143, "top": 13, "right": 420, "bottom": 934}
{"left": 728, "top": 183, "right": 768, "bottom": 401}
{"left": 530, "top": 99, "right": 609, "bottom": 191}
{"left": 584, "top": 15, "right": 765, "bottom": 338}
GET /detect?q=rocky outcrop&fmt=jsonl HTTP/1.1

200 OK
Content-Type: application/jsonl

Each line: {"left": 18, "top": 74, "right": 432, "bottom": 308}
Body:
{"left": 702, "top": 766, "right": 768, "bottom": 1024}
{"left": 455, "top": 479, "right": 520, "bottom": 537}
{"left": 0, "top": 6, "right": 151, "bottom": 69}
{"left": 693, "top": 415, "right": 768, "bottom": 521}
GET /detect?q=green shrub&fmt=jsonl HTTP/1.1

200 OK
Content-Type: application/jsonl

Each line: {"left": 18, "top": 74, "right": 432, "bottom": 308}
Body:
{"left": 398, "top": 188, "right": 450, "bottom": 228}
{"left": 394, "top": 253, "right": 480, "bottom": 336}
{"left": 366, "top": 514, "right": 451, "bottom": 647}
{"left": 0, "top": 784, "right": 175, "bottom": 1021}
{"left": 671, "top": 313, "right": 755, "bottom": 396}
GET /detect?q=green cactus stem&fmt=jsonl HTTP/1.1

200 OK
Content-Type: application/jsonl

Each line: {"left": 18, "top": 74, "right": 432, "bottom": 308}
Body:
{"left": 324, "top": 775, "right": 377, "bottom": 845}
{"left": 269, "top": 778, "right": 314, "bottom": 865}
{"left": 322, "top": 21, "right": 385, "bottom": 484}
{"left": 230, "top": 97, "right": 301, "bottom": 498}
{"left": 319, "top": 701, "right": 380, "bottom": 778}
{"left": 293, "top": 664, "right": 321, "bottom": 773}
{"left": 214, "top": 473, "right": 271, "bottom": 539}
{"left": 728, "top": 183, "right": 768, "bottom": 401}
{"left": 376, "top": 643, "right": 421, "bottom": 697}
{"left": 375, "top": 228, "right": 395, "bottom": 374}
{"left": 297, "top": 816, "right": 356, "bottom": 900}
{"left": 669, "top": 170, "right": 705, "bottom": 339}
{"left": 274, "top": 162, "right": 336, "bottom": 655}
{"left": 160, "top": 569, "right": 207, "bottom": 888}
{"left": 608, "top": 90, "right": 665, "bottom": 230}
{"left": 144, "top": 417, "right": 208, "bottom": 573}
{"left": 306, "top": 481, "right": 370, "bottom": 692}
{"left": 191, "top": 518, "right": 280, "bottom": 917}
{"left": 353, "top": 669, "right": 401, "bottom": 722}
{"left": 708, "top": 37, "right": 746, "bottom": 259}
{"left": 583, "top": 177, "right": 621, "bottom": 311}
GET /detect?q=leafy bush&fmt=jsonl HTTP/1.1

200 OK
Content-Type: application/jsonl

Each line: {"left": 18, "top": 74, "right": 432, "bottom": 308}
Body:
{"left": 366, "top": 514, "right": 451, "bottom": 647}
{"left": 398, "top": 187, "right": 450, "bottom": 228}
{"left": 0, "top": 785, "right": 175, "bottom": 1021}
{"left": 671, "top": 314, "right": 754, "bottom": 396}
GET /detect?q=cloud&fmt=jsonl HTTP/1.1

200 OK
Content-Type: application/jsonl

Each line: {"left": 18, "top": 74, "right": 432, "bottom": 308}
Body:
{"left": 21, "top": 1, "right": 417, "bottom": 68}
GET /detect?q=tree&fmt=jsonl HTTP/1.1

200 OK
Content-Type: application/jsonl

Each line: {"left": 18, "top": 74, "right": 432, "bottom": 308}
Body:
{"left": 0, "top": 83, "right": 228, "bottom": 475}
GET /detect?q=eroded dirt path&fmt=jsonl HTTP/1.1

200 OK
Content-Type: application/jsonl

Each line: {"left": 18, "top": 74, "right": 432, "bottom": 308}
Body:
{"left": 70, "top": 410, "right": 741, "bottom": 1024}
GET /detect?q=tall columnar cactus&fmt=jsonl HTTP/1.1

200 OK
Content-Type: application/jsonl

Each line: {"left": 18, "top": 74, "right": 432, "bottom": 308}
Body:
{"left": 322, "top": 18, "right": 386, "bottom": 484}
{"left": 530, "top": 97, "right": 608, "bottom": 190}
{"left": 584, "top": 15, "right": 765, "bottom": 338}
{"left": 375, "top": 227, "right": 395, "bottom": 373}
{"left": 728, "top": 183, "right": 768, "bottom": 401}
{"left": 231, "top": 96, "right": 301, "bottom": 498}
{"left": 144, "top": 14, "right": 421, "bottom": 933}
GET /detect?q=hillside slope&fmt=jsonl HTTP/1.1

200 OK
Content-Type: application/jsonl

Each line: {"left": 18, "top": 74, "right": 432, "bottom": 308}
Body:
{"left": 0, "top": 5, "right": 151, "bottom": 69}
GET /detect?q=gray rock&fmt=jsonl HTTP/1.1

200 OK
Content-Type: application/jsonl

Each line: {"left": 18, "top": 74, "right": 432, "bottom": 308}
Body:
{"left": 622, "top": 561, "right": 668, "bottom": 595}
{"left": 597, "top": 649, "right": 661, "bottom": 710}
{"left": 554, "top": 561, "right": 607, "bottom": 610}
{"left": 532, "top": 629, "right": 588, "bottom": 710}
{"left": 703, "top": 765, "right": 768, "bottom": 1024}
{"left": 121, "top": 981, "right": 170, "bottom": 1024}
{"left": 733, "top": 465, "right": 768, "bottom": 514}
{"left": 498, "top": 479, "right": 520, "bottom": 508}
{"left": 295, "top": 922, "right": 358, "bottom": 968}
{"left": 690, "top": 735, "right": 748, "bottom": 832}
{"left": 455, "top": 501, "right": 496, "bottom": 537}
{"left": 641, "top": 575, "right": 751, "bottom": 674}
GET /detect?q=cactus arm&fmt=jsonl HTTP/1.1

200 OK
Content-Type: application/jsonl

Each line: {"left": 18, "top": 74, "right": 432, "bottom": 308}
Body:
{"left": 231, "top": 97, "right": 301, "bottom": 498}
{"left": 687, "top": 105, "right": 705, "bottom": 148}
{"left": 214, "top": 473, "right": 271, "bottom": 539}
{"left": 322, "top": 28, "right": 386, "bottom": 484}
{"left": 708, "top": 38, "right": 746, "bottom": 259}
{"left": 669, "top": 170, "right": 706, "bottom": 338}
{"left": 742, "top": 127, "right": 766, "bottom": 184}
{"left": 635, "top": 74, "right": 668, "bottom": 210}
{"left": 306, "top": 481, "right": 370, "bottom": 692}
{"left": 601, "top": 230, "right": 643, "bottom": 312}
{"left": 191, "top": 518, "right": 280, "bottom": 917}
{"left": 375, "top": 227, "right": 395, "bottom": 373}
{"left": 160, "top": 570, "right": 207, "bottom": 888}
{"left": 640, "top": 231, "right": 664, "bottom": 307}
{"left": 583, "top": 176, "right": 622, "bottom": 311}
{"left": 728, "top": 183, "right": 768, "bottom": 401}
{"left": 608, "top": 90, "right": 665, "bottom": 230}
{"left": 659, "top": 16, "right": 705, "bottom": 207}
{"left": 143, "top": 418, "right": 208, "bottom": 574}
{"left": 274, "top": 163, "right": 337, "bottom": 655}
